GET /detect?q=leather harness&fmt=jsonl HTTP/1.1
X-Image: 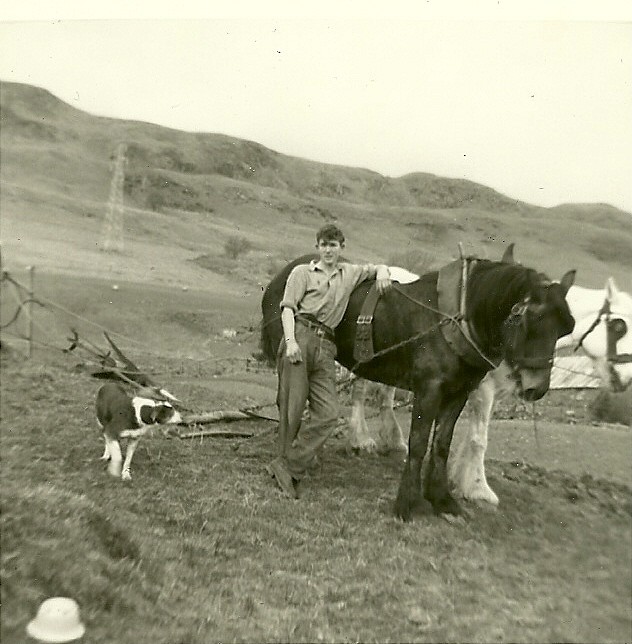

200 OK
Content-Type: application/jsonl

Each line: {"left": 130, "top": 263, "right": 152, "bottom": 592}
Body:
{"left": 353, "top": 283, "right": 381, "bottom": 363}
{"left": 436, "top": 258, "right": 500, "bottom": 369}
{"left": 352, "top": 258, "right": 499, "bottom": 369}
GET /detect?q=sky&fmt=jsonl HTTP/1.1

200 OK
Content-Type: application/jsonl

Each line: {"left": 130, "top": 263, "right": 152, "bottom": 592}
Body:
{"left": 1, "top": 2, "right": 632, "bottom": 213}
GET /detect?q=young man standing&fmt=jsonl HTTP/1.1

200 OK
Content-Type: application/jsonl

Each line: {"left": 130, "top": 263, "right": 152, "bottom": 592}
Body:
{"left": 266, "top": 224, "right": 392, "bottom": 498}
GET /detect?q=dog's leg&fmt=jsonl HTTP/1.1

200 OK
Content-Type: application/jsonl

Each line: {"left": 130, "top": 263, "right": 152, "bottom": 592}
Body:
{"left": 100, "top": 438, "right": 111, "bottom": 461}
{"left": 105, "top": 438, "right": 123, "bottom": 477}
{"left": 121, "top": 438, "right": 140, "bottom": 481}
{"left": 118, "top": 426, "right": 151, "bottom": 481}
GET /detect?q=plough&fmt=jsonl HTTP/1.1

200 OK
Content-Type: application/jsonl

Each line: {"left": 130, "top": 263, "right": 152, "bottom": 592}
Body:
{"left": 65, "top": 329, "right": 278, "bottom": 439}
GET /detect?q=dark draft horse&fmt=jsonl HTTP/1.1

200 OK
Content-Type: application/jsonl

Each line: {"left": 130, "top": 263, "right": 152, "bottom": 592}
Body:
{"left": 261, "top": 251, "right": 576, "bottom": 521}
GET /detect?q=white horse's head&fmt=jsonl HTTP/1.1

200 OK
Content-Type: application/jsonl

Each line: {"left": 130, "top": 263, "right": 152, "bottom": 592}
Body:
{"left": 573, "top": 278, "right": 632, "bottom": 392}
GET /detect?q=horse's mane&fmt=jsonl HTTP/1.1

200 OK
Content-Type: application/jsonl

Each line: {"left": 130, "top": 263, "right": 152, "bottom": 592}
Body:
{"left": 467, "top": 261, "right": 544, "bottom": 349}
{"left": 469, "top": 260, "right": 541, "bottom": 314}
{"left": 613, "top": 289, "right": 632, "bottom": 316}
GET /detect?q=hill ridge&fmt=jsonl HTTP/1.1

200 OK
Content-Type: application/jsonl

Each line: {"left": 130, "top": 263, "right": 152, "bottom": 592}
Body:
{"left": 4, "top": 79, "right": 623, "bottom": 216}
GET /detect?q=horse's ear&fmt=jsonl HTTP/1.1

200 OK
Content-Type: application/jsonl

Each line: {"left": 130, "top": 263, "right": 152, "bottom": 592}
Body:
{"left": 606, "top": 277, "right": 619, "bottom": 301}
{"left": 501, "top": 243, "right": 515, "bottom": 263}
{"left": 559, "top": 270, "right": 576, "bottom": 296}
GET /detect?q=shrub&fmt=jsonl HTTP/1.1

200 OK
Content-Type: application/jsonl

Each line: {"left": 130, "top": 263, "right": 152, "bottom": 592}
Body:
{"left": 224, "top": 235, "right": 252, "bottom": 260}
{"left": 266, "top": 256, "right": 285, "bottom": 278}
{"left": 589, "top": 389, "right": 632, "bottom": 426}
{"left": 146, "top": 190, "right": 165, "bottom": 212}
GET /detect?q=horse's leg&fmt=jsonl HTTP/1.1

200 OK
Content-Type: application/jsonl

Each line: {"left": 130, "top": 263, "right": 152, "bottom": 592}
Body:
{"left": 376, "top": 385, "right": 408, "bottom": 455}
{"left": 448, "top": 374, "right": 499, "bottom": 506}
{"left": 394, "top": 384, "right": 439, "bottom": 521}
{"left": 425, "top": 394, "right": 469, "bottom": 516}
{"left": 347, "top": 378, "right": 377, "bottom": 453}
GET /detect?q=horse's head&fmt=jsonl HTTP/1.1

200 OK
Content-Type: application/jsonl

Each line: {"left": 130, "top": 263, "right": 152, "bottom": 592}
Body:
{"left": 574, "top": 278, "right": 632, "bottom": 392}
{"left": 502, "top": 269, "right": 576, "bottom": 401}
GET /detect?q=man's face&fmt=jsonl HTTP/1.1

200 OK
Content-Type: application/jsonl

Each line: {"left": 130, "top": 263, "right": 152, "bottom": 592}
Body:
{"left": 317, "top": 239, "right": 343, "bottom": 267}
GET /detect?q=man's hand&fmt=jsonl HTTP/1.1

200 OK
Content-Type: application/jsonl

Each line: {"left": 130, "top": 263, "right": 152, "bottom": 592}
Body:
{"left": 285, "top": 339, "right": 302, "bottom": 363}
{"left": 376, "top": 277, "right": 393, "bottom": 295}
{"left": 375, "top": 266, "right": 393, "bottom": 296}
{"left": 376, "top": 267, "right": 393, "bottom": 295}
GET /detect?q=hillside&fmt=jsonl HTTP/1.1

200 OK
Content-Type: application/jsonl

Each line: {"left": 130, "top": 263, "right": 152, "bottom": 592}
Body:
{"left": 1, "top": 80, "right": 631, "bottom": 293}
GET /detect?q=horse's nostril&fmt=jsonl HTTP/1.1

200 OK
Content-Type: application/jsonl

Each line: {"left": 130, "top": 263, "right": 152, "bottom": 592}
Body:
{"left": 522, "top": 387, "right": 546, "bottom": 402}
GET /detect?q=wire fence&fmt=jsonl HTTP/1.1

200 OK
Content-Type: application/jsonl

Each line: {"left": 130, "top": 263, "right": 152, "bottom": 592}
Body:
{"left": 1, "top": 258, "right": 601, "bottom": 428}
{"left": 0, "top": 262, "right": 266, "bottom": 366}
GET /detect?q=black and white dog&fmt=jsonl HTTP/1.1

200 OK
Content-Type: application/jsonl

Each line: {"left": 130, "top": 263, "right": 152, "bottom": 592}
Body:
{"left": 96, "top": 383, "right": 182, "bottom": 480}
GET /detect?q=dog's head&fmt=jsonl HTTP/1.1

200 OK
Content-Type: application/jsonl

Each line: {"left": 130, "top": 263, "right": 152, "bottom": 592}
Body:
{"left": 149, "top": 402, "right": 182, "bottom": 425}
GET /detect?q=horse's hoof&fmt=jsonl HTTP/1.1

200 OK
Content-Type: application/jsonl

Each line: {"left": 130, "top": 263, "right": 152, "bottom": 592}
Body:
{"left": 469, "top": 490, "right": 499, "bottom": 507}
{"left": 377, "top": 443, "right": 408, "bottom": 457}
{"left": 394, "top": 497, "right": 412, "bottom": 522}
{"left": 456, "top": 483, "right": 499, "bottom": 506}
{"left": 441, "top": 513, "right": 466, "bottom": 525}
{"left": 349, "top": 439, "right": 377, "bottom": 454}
{"left": 410, "top": 497, "right": 434, "bottom": 517}
{"left": 432, "top": 496, "right": 462, "bottom": 517}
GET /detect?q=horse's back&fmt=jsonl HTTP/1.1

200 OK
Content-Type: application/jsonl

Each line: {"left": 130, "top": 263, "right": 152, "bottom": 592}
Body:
{"left": 335, "top": 271, "right": 442, "bottom": 389}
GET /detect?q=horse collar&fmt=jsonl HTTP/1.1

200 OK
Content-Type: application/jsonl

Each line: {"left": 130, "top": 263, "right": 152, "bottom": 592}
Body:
{"left": 437, "top": 258, "right": 500, "bottom": 370}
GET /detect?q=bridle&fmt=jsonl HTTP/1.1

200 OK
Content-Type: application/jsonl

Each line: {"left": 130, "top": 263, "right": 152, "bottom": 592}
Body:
{"left": 574, "top": 298, "right": 632, "bottom": 365}
{"left": 502, "top": 296, "right": 556, "bottom": 371}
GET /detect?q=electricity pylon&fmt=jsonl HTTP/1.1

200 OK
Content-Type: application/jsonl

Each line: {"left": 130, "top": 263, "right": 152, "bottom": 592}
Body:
{"left": 102, "top": 143, "right": 127, "bottom": 252}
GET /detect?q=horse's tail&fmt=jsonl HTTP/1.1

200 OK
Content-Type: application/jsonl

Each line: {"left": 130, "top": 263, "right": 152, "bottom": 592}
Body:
{"left": 259, "top": 313, "right": 278, "bottom": 368}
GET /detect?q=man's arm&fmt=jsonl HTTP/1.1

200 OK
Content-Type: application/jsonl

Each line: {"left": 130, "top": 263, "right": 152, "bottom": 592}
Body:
{"left": 279, "top": 266, "right": 307, "bottom": 363}
{"left": 350, "top": 263, "right": 393, "bottom": 295}
{"left": 281, "top": 307, "right": 302, "bottom": 363}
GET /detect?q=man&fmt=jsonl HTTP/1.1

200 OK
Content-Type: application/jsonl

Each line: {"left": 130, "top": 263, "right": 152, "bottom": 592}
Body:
{"left": 266, "top": 224, "right": 392, "bottom": 498}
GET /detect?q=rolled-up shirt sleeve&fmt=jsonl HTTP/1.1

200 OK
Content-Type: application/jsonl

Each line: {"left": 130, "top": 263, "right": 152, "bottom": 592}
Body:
{"left": 347, "top": 263, "right": 390, "bottom": 289}
{"left": 280, "top": 265, "right": 308, "bottom": 313}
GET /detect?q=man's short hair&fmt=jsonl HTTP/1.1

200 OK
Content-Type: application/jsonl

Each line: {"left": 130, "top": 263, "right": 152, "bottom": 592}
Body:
{"left": 316, "top": 224, "right": 345, "bottom": 245}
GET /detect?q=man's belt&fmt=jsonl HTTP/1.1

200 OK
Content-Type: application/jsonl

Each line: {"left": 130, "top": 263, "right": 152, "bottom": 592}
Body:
{"left": 295, "top": 314, "right": 336, "bottom": 343}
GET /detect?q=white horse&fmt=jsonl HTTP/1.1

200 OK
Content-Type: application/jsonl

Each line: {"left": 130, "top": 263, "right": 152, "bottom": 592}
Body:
{"left": 347, "top": 278, "right": 632, "bottom": 505}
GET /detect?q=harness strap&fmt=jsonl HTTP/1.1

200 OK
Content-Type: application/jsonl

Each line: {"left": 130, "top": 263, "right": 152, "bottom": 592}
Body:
{"left": 437, "top": 258, "right": 499, "bottom": 370}
{"left": 574, "top": 299, "right": 610, "bottom": 352}
{"left": 353, "top": 283, "right": 381, "bottom": 363}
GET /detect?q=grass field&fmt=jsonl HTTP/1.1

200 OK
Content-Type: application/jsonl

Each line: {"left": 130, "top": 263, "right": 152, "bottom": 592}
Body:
{"left": 1, "top": 345, "right": 631, "bottom": 644}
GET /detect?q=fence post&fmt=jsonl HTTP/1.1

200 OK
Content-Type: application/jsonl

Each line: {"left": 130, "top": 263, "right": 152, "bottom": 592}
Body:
{"left": 27, "top": 265, "right": 35, "bottom": 359}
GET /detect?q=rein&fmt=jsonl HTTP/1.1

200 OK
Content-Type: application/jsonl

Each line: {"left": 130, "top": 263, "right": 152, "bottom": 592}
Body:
{"left": 392, "top": 284, "right": 500, "bottom": 369}
{"left": 574, "top": 300, "right": 610, "bottom": 353}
